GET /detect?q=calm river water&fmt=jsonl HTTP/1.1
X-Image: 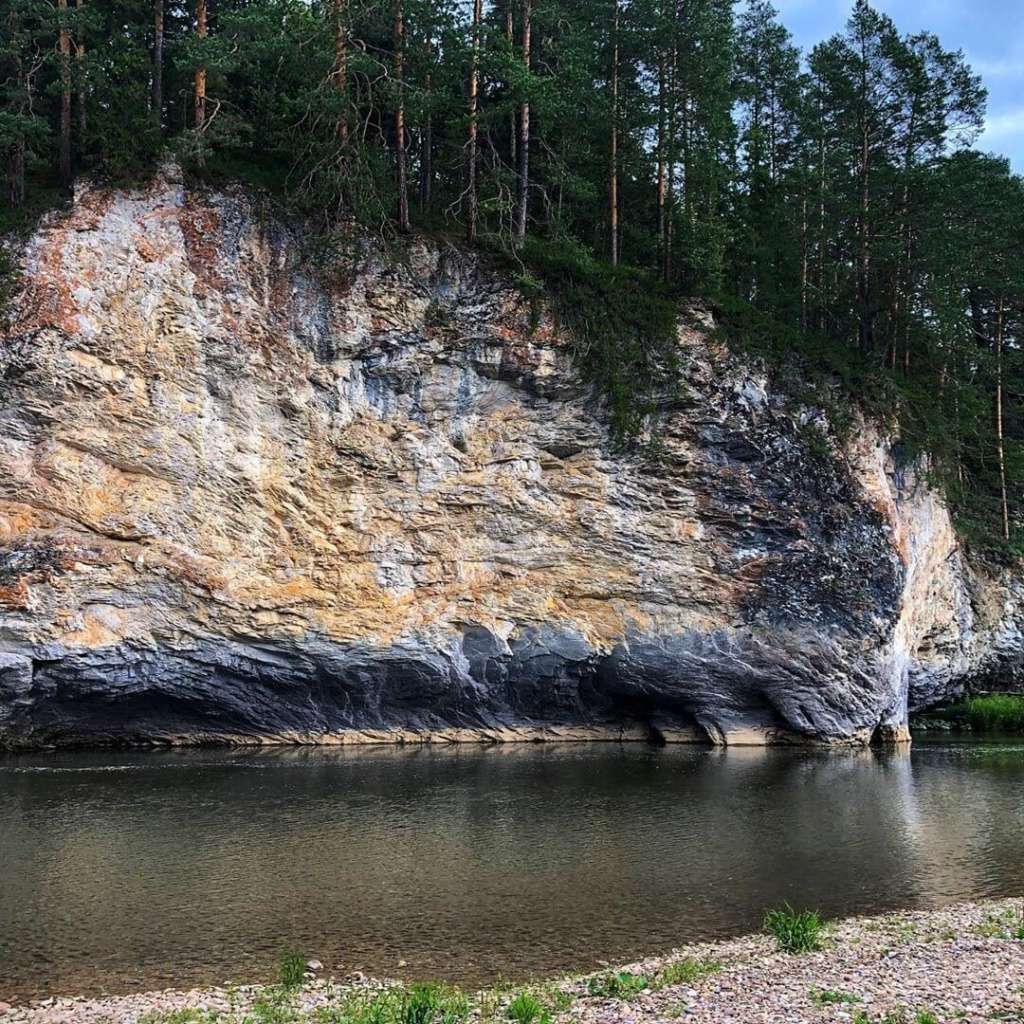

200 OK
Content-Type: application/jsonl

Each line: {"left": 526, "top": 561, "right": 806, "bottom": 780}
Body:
{"left": 1, "top": 739, "right": 1023, "bottom": 1000}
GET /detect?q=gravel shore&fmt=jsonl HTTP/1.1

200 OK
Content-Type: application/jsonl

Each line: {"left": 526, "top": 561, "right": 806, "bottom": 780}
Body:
{"left": 2, "top": 898, "right": 1021, "bottom": 1023}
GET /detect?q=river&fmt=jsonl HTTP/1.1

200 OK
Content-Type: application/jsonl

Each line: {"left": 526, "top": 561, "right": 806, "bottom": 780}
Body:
{"left": 1, "top": 739, "right": 1023, "bottom": 1001}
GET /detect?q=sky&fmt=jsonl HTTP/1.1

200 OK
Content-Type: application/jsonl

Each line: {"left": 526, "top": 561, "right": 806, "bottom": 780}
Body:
{"left": 773, "top": 0, "right": 1024, "bottom": 171}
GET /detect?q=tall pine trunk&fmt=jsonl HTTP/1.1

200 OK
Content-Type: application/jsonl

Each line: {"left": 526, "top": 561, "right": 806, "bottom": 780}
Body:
{"left": 419, "top": 37, "right": 432, "bottom": 213}
{"left": 664, "top": 39, "right": 677, "bottom": 282}
{"left": 800, "top": 194, "right": 808, "bottom": 333}
{"left": 815, "top": 87, "right": 826, "bottom": 332}
{"left": 59, "top": 0, "right": 72, "bottom": 185}
{"left": 890, "top": 115, "right": 916, "bottom": 371}
{"left": 195, "top": 0, "right": 207, "bottom": 165}
{"left": 153, "top": 0, "right": 164, "bottom": 120}
{"left": 6, "top": 10, "right": 25, "bottom": 209}
{"left": 333, "top": 0, "right": 348, "bottom": 146}
{"left": 76, "top": 0, "right": 85, "bottom": 135}
{"left": 855, "top": 46, "right": 872, "bottom": 356}
{"left": 394, "top": 0, "right": 410, "bottom": 233}
{"left": 656, "top": 43, "right": 666, "bottom": 254}
{"left": 507, "top": 3, "right": 516, "bottom": 166}
{"left": 466, "top": 0, "right": 482, "bottom": 242}
{"left": 609, "top": 0, "right": 620, "bottom": 266}
{"left": 8, "top": 141, "right": 25, "bottom": 210}
{"left": 996, "top": 293, "right": 1010, "bottom": 541}
{"left": 512, "top": 0, "right": 531, "bottom": 248}
{"left": 856, "top": 122, "right": 871, "bottom": 355}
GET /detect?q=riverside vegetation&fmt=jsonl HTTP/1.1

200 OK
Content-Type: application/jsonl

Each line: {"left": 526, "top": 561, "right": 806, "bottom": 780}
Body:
{"left": 763, "top": 904, "right": 825, "bottom": 954}
{"left": 2, "top": 0, "right": 1024, "bottom": 553}
{"left": 913, "top": 694, "right": 1024, "bottom": 733}
{"left": 2, "top": 900, "right": 1022, "bottom": 1023}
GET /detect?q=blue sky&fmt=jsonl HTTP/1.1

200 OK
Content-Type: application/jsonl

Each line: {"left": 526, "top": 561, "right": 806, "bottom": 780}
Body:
{"left": 773, "top": 0, "right": 1024, "bottom": 171}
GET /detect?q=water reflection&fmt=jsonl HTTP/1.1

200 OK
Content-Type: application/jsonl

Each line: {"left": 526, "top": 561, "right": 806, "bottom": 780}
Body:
{"left": 1, "top": 741, "right": 1023, "bottom": 1000}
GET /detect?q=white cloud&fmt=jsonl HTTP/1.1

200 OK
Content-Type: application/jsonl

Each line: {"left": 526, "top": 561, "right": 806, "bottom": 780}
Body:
{"left": 968, "top": 45, "right": 1024, "bottom": 80}
{"left": 979, "top": 109, "right": 1024, "bottom": 143}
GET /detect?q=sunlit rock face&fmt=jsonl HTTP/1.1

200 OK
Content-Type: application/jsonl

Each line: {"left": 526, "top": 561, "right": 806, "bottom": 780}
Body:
{"left": 0, "top": 170, "right": 1019, "bottom": 748}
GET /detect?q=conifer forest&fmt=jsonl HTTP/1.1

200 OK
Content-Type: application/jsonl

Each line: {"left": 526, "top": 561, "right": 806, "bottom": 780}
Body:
{"left": 2, "top": 0, "right": 1023, "bottom": 551}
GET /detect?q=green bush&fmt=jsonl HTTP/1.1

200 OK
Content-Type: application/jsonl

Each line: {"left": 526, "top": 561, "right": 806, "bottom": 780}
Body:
{"left": 400, "top": 983, "right": 470, "bottom": 1024}
{"left": 506, "top": 992, "right": 549, "bottom": 1024}
{"left": 512, "top": 237, "right": 683, "bottom": 441}
{"left": 960, "top": 694, "right": 1024, "bottom": 732}
{"left": 764, "top": 904, "right": 824, "bottom": 954}
{"left": 921, "top": 694, "right": 1024, "bottom": 732}
{"left": 586, "top": 971, "right": 649, "bottom": 999}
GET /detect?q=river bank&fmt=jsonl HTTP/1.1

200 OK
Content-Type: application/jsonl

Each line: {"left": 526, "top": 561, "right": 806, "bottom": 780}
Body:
{"left": 1, "top": 898, "right": 1021, "bottom": 1024}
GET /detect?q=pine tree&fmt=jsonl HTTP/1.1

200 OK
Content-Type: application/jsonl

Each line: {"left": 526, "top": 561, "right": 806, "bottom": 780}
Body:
{"left": 512, "top": 0, "right": 531, "bottom": 248}
{"left": 57, "top": 0, "right": 71, "bottom": 183}
{"left": 466, "top": 0, "right": 482, "bottom": 242}
{"left": 152, "top": 0, "right": 163, "bottom": 121}
{"left": 194, "top": 0, "right": 207, "bottom": 165}
{"left": 395, "top": 0, "right": 410, "bottom": 233}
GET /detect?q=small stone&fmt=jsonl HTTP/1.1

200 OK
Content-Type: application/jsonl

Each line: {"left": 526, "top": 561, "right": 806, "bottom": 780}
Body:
{"left": 307, "top": 959, "right": 324, "bottom": 972}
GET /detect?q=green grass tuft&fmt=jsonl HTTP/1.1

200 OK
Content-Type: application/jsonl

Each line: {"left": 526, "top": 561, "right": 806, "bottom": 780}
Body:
{"left": 655, "top": 956, "right": 722, "bottom": 988}
{"left": 278, "top": 951, "right": 307, "bottom": 990}
{"left": 764, "top": 904, "right": 825, "bottom": 954}
{"left": 400, "top": 983, "right": 470, "bottom": 1024}
{"left": 809, "top": 986, "right": 862, "bottom": 1006}
{"left": 852, "top": 1010, "right": 939, "bottom": 1024}
{"left": 139, "top": 1010, "right": 223, "bottom": 1024}
{"left": 506, "top": 992, "right": 550, "bottom": 1024}
{"left": 585, "top": 970, "right": 649, "bottom": 999}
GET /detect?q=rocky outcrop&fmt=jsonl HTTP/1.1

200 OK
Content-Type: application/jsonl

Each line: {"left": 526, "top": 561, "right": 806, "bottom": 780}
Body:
{"left": 0, "top": 170, "right": 1020, "bottom": 748}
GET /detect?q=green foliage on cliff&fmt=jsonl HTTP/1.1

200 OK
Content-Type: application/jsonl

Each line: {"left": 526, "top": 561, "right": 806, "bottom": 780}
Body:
{"left": 713, "top": 291, "right": 1024, "bottom": 560}
{"left": 511, "top": 238, "right": 682, "bottom": 439}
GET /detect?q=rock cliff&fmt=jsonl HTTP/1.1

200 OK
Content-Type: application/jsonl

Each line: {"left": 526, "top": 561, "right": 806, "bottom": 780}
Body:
{"left": 0, "top": 170, "right": 1019, "bottom": 748}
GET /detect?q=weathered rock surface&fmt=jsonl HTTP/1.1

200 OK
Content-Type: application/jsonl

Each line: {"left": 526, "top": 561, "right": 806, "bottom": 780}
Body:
{"left": 0, "top": 170, "right": 1019, "bottom": 748}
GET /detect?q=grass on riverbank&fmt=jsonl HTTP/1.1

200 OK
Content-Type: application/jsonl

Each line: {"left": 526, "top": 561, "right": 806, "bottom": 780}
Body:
{"left": 130, "top": 950, "right": 728, "bottom": 1024}
{"left": 138, "top": 977, "right": 570, "bottom": 1024}
{"left": 11, "top": 898, "right": 1024, "bottom": 1024}
{"left": 914, "top": 693, "right": 1024, "bottom": 733}
{"left": 764, "top": 904, "right": 825, "bottom": 953}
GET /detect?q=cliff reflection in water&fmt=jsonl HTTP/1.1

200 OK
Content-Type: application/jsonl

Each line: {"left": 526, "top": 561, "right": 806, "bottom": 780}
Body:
{"left": 1, "top": 740, "right": 1023, "bottom": 1001}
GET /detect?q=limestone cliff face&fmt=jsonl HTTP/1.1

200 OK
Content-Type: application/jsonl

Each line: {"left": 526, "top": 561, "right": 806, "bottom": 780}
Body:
{"left": 0, "top": 170, "right": 1019, "bottom": 747}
